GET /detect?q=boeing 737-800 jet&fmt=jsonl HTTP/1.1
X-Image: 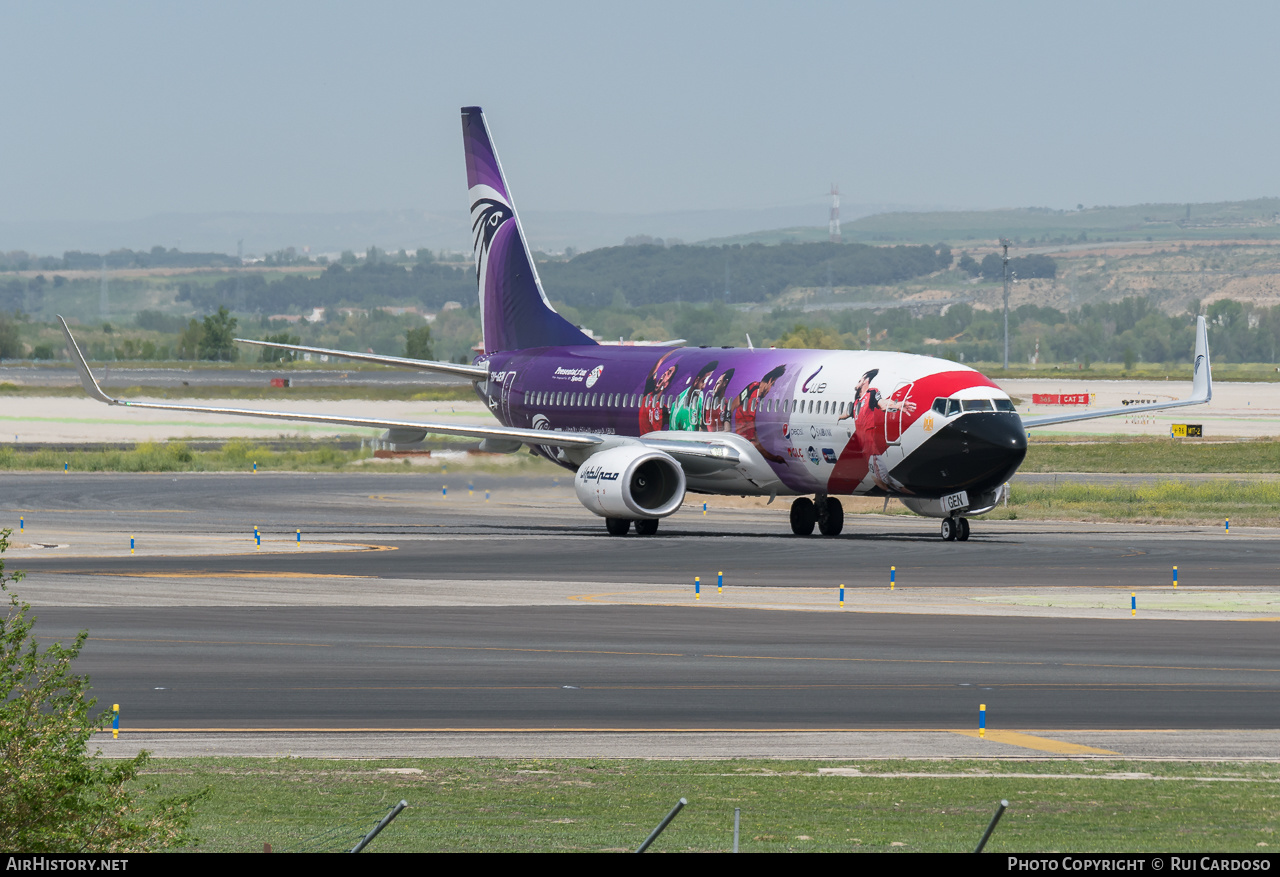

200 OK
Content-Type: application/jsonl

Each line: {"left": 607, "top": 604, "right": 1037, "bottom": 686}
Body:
{"left": 60, "top": 106, "right": 1214, "bottom": 541}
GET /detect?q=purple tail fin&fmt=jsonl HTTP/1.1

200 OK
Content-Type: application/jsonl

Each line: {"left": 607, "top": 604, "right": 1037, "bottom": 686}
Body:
{"left": 461, "top": 107, "right": 596, "bottom": 354}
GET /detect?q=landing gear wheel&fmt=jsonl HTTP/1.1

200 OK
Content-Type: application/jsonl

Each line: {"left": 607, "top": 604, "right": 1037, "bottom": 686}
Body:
{"left": 941, "top": 517, "right": 957, "bottom": 542}
{"left": 605, "top": 517, "right": 630, "bottom": 536}
{"left": 634, "top": 518, "right": 659, "bottom": 536}
{"left": 818, "top": 497, "right": 844, "bottom": 536}
{"left": 957, "top": 517, "right": 971, "bottom": 541}
{"left": 790, "top": 497, "right": 817, "bottom": 536}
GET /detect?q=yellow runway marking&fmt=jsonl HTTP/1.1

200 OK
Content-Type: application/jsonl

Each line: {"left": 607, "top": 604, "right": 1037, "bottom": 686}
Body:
{"left": 88, "top": 726, "right": 1280, "bottom": 736}
{"left": 30, "top": 541, "right": 398, "bottom": 562}
{"left": 13, "top": 509, "right": 191, "bottom": 514}
{"left": 80, "top": 571, "right": 372, "bottom": 580}
{"left": 950, "top": 729, "right": 1119, "bottom": 755}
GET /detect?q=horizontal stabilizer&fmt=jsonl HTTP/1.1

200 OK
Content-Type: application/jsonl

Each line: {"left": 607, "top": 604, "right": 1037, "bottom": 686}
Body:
{"left": 57, "top": 317, "right": 597, "bottom": 450}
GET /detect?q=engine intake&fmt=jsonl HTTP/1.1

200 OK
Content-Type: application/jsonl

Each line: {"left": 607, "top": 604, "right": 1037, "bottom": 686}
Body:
{"left": 574, "top": 445, "right": 686, "bottom": 519}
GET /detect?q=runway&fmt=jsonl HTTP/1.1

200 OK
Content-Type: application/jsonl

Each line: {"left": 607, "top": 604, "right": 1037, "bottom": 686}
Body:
{"left": 5, "top": 472, "right": 1280, "bottom": 758}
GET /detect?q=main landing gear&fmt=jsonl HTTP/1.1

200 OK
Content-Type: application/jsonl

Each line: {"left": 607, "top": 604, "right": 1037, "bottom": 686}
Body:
{"left": 605, "top": 518, "right": 660, "bottom": 536}
{"left": 940, "top": 516, "right": 970, "bottom": 542}
{"left": 790, "top": 496, "right": 844, "bottom": 536}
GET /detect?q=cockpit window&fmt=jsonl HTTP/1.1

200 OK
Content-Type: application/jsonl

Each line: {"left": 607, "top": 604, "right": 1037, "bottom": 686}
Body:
{"left": 962, "top": 399, "right": 994, "bottom": 412}
{"left": 932, "top": 397, "right": 948, "bottom": 415}
{"left": 994, "top": 399, "right": 1016, "bottom": 412}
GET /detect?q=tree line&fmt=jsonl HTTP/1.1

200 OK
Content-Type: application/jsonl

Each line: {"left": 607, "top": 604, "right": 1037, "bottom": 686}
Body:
{"left": 769, "top": 296, "right": 1279, "bottom": 366}
{"left": 1, "top": 246, "right": 240, "bottom": 272}
{"left": 169, "top": 240, "right": 955, "bottom": 316}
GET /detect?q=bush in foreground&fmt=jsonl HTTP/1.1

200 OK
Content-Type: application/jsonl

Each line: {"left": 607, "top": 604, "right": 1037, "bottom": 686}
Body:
{"left": 0, "top": 529, "right": 202, "bottom": 851}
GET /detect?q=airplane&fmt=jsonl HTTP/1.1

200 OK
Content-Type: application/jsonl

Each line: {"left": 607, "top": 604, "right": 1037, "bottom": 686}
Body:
{"left": 58, "top": 106, "right": 1214, "bottom": 542}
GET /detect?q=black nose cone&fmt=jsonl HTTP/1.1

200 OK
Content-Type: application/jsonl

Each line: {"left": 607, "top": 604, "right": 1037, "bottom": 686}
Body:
{"left": 891, "top": 412, "right": 1027, "bottom": 496}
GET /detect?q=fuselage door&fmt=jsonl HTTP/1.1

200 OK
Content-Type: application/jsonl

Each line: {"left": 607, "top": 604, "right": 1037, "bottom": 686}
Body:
{"left": 499, "top": 370, "right": 517, "bottom": 423}
{"left": 885, "top": 381, "right": 914, "bottom": 445}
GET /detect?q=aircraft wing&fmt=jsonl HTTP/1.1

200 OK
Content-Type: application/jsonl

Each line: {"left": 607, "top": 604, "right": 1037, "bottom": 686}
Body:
{"left": 1020, "top": 316, "right": 1212, "bottom": 429}
{"left": 234, "top": 337, "right": 488, "bottom": 380}
{"left": 58, "top": 317, "right": 598, "bottom": 449}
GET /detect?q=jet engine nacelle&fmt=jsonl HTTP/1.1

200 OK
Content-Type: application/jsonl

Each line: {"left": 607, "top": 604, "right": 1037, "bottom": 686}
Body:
{"left": 573, "top": 445, "right": 686, "bottom": 520}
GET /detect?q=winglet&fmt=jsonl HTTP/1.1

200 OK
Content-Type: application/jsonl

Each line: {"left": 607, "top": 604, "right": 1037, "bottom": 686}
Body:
{"left": 1192, "top": 314, "right": 1212, "bottom": 402}
{"left": 57, "top": 316, "right": 118, "bottom": 405}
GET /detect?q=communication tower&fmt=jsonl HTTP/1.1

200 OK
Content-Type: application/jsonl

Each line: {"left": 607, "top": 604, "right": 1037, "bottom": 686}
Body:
{"left": 829, "top": 184, "right": 841, "bottom": 243}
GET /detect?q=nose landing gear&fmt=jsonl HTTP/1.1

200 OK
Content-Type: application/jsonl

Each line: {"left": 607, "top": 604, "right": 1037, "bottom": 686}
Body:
{"left": 940, "top": 516, "right": 970, "bottom": 541}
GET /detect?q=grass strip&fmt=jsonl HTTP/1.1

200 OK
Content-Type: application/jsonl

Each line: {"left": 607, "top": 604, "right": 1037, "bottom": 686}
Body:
{"left": 997, "top": 479, "right": 1280, "bottom": 526}
{"left": 1022, "top": 437, "right": 1280, "bottom": 474}
{"left": 0, "top": 439, "right": 562, "bottom": 475}
{"left": 0, "top": 439, "right": 362, "bottom": 472}
{"left": 134, "top": 757, "right": 1280, "bottom": 853}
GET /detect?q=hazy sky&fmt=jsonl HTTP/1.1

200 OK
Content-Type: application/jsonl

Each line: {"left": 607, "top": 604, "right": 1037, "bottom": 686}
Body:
{"left": 3, "top": 0, "right": 1279, "bottom": 224}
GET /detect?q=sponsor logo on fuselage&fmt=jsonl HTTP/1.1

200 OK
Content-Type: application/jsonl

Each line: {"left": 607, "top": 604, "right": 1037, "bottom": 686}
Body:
{"left": 809, "top": 425, "right": 832, "bottom": 439}
{"left": 585, "top": 365, "right": 604, "bottom": 388}
{"left": 553, "top": 366, "right": 590, "bottom": 382}
{"left": 786, "top": 425, "right": 804, "bottom": 439}
{"left": 578, "top": 465, "right": 621, "bottom": 484}
{"left": 807, "top": 445, "right": 821, "bottom": 465}
{"left": 786, "top": 446, "right": 805, "bottom": 459}
{"left": 532, "top": 414, "right": 550, "bottom": 430}
{"left": 922, "top": 415, "right": 935, "bottom": 433}
{"left": 822, "top": 447, "right": 838, "bottom": 464}
{"left": 802, "top": 366, "right": 827, "bottom": 394}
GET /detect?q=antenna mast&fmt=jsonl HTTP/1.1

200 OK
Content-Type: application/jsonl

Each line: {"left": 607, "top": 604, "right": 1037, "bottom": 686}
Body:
{"left": 829, "top": 184, "right": 841, "bottom": 243}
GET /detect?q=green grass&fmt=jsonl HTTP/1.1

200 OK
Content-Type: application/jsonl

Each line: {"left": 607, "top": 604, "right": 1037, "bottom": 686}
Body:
{"left": 0, "top": 439, "right": 565, "bottom": 475}
{"left": 1021, "top": 437, "right": 1280, "bottom": 473}
{"left": 1003, "top": 479, "right": 1280, "bottom": 526}
{"left": 0, "top": 440, "right": 364, "bottom": 472}
{"left": 132, "top": 757, "right": 1280, "bottom": 853}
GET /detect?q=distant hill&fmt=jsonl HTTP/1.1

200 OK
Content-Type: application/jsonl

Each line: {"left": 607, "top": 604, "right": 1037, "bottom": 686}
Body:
{"left": 700, "top": 198, "right": 1280, "bottom": 247}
